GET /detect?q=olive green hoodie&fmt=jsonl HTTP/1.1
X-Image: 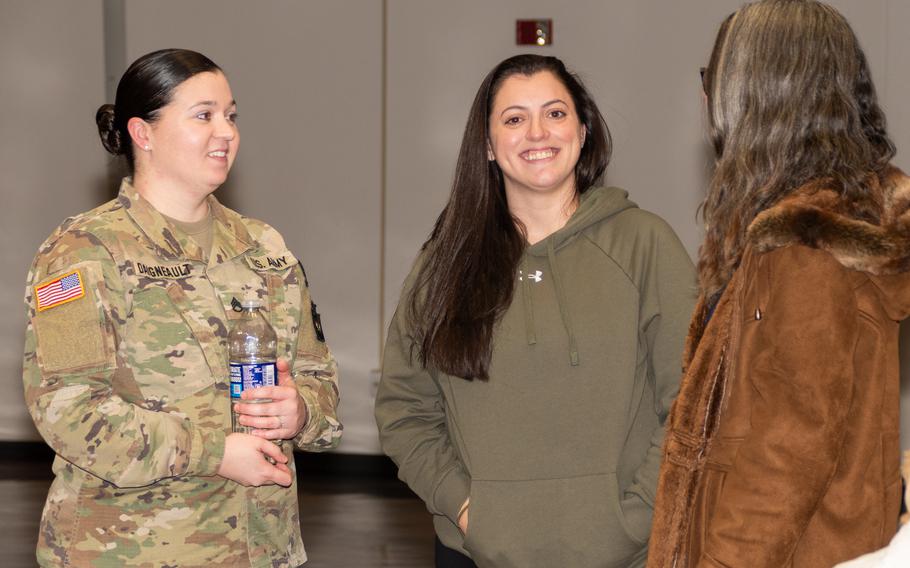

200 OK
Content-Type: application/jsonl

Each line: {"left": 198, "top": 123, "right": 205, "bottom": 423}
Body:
{"left": 375, "top": 186, "right": 696, "bottom": 567}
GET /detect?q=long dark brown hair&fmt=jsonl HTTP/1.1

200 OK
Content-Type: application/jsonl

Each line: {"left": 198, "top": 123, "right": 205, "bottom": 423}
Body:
{"left": 408, "top": 54, "right": 611, "bottom": 380}
{"left": 699, "top": 0, "right": 894, "bottom": 297}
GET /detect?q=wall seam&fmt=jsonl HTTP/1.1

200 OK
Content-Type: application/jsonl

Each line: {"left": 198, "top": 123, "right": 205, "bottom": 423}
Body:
{"left": 379, "top": 0, "right": 388, "bottom": 365}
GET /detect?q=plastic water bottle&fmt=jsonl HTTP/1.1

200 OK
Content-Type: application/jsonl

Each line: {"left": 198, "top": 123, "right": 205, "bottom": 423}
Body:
{"left": 229, "top": 299, "right": 278, "bottom": 434}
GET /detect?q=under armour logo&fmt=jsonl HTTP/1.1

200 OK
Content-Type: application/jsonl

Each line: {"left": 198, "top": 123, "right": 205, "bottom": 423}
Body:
{"left": 519, "top": 270, "right": 543, "bottom": 283}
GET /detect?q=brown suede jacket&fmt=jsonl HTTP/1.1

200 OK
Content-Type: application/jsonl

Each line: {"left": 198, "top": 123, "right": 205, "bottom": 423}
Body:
{"left": 647, "top": 168, "right": 910, "bottom": 568}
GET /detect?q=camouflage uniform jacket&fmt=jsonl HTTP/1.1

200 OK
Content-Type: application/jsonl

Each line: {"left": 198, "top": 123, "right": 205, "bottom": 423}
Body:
{"left": 23, "top": 179, "right": 342, "bottom": 567}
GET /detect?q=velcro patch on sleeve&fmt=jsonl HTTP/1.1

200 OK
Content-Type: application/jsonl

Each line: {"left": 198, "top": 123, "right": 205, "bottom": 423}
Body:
{"left": 297, "top": 300, "right": 329, "bottom": 358}
{"left": 33, "top": 264, "right": 109, "bottom": 373}
{"left": 311, "top": 302, "right": 326, "bottom": 342}
{"left": 34, "top": 269, "right": 85, "bottom": 311}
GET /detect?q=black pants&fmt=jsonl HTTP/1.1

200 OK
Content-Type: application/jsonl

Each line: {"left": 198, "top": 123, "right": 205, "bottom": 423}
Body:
{"left": 435, "top": 537, "right": 478, "bottom": 568}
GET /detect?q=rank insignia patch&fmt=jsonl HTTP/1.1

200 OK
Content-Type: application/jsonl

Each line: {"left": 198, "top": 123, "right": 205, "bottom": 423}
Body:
{"left": 35, "top": 269, "right": 85, "bottom": 311}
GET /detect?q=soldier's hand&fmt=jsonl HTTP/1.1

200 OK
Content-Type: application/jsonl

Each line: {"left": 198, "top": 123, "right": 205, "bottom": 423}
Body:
{"left": 218, "top": 433, "right": 293, "bottom": 487}
{"left": 236, "top": 358, "right": 308, "bottom": 440}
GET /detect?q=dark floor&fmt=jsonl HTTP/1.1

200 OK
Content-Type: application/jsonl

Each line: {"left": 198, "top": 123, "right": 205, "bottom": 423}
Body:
{"left": 2, "top": 445, "right": 435, "bottom": 568}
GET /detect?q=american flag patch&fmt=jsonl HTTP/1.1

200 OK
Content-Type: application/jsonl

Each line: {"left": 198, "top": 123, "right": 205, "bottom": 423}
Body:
{"left": 35, "top": 270, "right": 86, "bottom": 311}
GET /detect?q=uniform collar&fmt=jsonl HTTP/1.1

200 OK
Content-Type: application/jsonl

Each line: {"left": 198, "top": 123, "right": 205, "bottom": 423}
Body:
{"left": 118, "top": 178, "right": 254, "bottom": 264}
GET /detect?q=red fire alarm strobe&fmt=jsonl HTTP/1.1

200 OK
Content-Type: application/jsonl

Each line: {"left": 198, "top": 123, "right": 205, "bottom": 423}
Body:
{"left": 516, "top": 19, "right": 552, "bottom": 46}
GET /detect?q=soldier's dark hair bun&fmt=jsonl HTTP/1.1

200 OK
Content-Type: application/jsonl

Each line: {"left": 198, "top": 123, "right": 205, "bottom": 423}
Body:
{"left": 95, "top": 104, "right": 123, "bottom": 156}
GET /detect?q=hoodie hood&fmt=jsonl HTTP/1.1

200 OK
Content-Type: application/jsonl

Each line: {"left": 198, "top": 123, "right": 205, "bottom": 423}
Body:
{"left": 519, "top": 186, "right": 639, "bottom": 366}
{"left": 748, "top": 166, "right": 910, "bottom": 319}
{"left": 526, "top": 185, "right": 638, "bottom": 257}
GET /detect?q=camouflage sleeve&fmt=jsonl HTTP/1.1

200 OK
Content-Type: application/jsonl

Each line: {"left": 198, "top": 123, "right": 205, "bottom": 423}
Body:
{"left": 290, "top": 264, "right": 342, "bottom": 451}
{"left": 22, "top": 230, "right": 225, "bottom": 487}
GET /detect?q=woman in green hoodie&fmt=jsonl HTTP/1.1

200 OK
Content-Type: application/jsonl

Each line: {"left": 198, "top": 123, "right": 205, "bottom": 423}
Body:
{"left": 375, "top": 54, "right": 696, "bottom": 568}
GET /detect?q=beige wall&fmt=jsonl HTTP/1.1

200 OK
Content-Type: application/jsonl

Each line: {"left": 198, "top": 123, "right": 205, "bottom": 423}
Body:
{"left": 3, "top": 0, "right": 909, "bottom": 453}
{"left": 879, "top": 0, "right": 910, "bottom": 452}
{"left": 0, "top": 0, "right": 108, "bottom": 440}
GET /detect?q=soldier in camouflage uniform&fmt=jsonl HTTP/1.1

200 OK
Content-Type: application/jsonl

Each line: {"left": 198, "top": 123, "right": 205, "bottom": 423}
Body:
{"left": 23, "top": 49, "right": 341, "bottom": 568}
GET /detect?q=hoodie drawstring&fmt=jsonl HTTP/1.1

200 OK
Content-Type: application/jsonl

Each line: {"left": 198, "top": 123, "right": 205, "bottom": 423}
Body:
{"left": 515, "top": 186, "right": 631, "bottom": 367}
{"left": 547, "top": 238, "right": 580, "bottom": 366}
{"left": 521, "top": 258, "right": 537, "bottom": 345}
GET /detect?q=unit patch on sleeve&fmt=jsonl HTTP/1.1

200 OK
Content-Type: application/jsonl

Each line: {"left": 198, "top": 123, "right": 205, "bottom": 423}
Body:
{"left": 311, "top": 302, "right": 326, "bottom": 342}
{"left": 35, "top": 269, "right": 85, "bottom": 311}
{"left": 298, "top": 261, "right": 310, "bottom": 287}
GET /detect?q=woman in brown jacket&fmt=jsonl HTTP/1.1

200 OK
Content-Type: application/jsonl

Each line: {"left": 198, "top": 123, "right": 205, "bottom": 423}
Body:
{"left": 647, "top": 1, "right": 910, "bottom": 567}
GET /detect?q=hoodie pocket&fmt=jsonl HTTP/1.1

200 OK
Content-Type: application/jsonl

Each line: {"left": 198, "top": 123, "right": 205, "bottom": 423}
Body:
{"left": 463, "top": 473, "right": 644, "bottom": 568}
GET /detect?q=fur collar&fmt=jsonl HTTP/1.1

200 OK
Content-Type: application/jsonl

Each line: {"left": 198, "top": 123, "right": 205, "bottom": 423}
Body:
{"left": 747, "top": 167, "right": 910, "bottom": 275}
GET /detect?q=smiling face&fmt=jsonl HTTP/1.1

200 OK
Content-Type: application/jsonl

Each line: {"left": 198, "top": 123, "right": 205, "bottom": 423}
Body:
{"left": 488, "top": 71, "right": 586, "bottom": 200}
{"left": 142, "top": 71, "right": 239, "bottom": 197}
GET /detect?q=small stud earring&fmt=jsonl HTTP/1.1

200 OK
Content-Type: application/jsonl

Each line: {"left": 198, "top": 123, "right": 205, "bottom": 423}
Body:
{"left": 144, "top": 145, "right": 150, "bottom": 151}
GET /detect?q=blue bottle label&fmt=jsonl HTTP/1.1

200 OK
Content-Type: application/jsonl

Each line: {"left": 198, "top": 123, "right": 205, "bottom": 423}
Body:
{"left": 229, "top": 361, "right": 277, "bottom": 399}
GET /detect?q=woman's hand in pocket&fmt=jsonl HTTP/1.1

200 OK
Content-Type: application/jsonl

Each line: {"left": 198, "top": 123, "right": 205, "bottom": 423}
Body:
{"left": 458, "top": 497, "right": 470, "bottom": 534}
